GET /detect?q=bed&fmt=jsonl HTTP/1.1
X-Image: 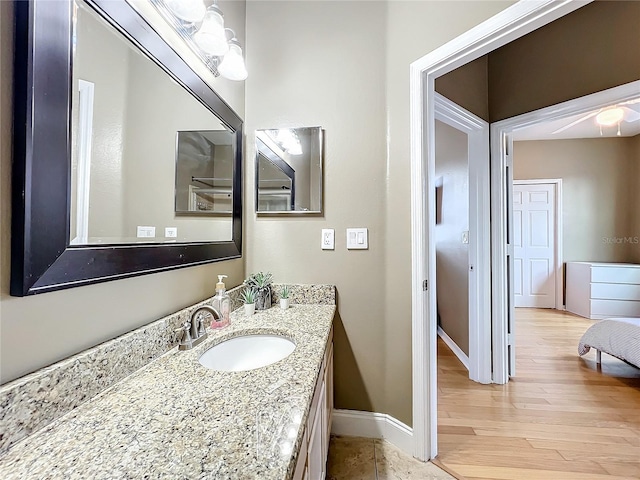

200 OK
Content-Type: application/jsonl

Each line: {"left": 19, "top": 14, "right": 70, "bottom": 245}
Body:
{"left": 578, "top": 317, "right": 640, "bottom": 368}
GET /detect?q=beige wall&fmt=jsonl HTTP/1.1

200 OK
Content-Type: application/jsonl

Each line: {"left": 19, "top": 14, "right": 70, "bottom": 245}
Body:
{"left": 435, "top": 55, "right": 489, "bottom": 122}
{"left": 122, "top": 48, "right": 232, "bottom": 242}
{"left": 0, "top": 0, "right": 246, "bottom": 384}
{"left": 435, "top": 121, "right": 470, "bottom": 355}
{"left": 488, "top": 0, "right": 640, "bottom": 121}
{"left": 74, "top": 5, "right": 129, "bottom": 241}
{"left": 514, "top": 137, "right": 639, "bottom": 266}
{"left": 246, "top": 0, "right": 511, "bottom": 425}
{"left": 1, "top": 0, "right": 515, "bottom": 420}
{"left": 436, "top": 1, "right": 640, "bottom": 123}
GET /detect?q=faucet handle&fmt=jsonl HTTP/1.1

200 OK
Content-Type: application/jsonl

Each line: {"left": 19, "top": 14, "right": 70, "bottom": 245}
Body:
{"left": 195, "top": 313, "right": 208, "bottom": 336}
{"left": 175, "top": 321, "right": 193, "bottom": 349}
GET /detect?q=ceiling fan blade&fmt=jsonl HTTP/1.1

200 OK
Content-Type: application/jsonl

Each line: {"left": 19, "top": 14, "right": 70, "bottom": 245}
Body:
{"left": 552, "top": 111, "right": 598, "bottom": 134}
{"left": 622, "top": 106, "right": 640, "bottom": 122}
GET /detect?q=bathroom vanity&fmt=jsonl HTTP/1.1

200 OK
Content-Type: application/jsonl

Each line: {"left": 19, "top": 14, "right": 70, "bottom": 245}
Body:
{"left": 0, "top": 298, "right": 335, "bottom": 479}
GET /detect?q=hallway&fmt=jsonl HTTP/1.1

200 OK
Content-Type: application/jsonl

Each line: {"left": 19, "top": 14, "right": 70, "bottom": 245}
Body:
{"left": 436, "top": 308, "right": 640, "bottom": 479}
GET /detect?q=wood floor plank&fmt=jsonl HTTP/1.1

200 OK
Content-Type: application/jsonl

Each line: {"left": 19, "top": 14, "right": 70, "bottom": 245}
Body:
{"left": 437, "top": 308, "right": 640, "bottom": 480}
{"left": 445, "top": 464, "right": 636, "bottom": 480}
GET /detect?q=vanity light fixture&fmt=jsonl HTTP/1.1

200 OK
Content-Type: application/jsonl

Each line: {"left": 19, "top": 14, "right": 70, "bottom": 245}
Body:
{"left": 217, "top": 33, "right": 248, "bottom": 81}
{"left": 193, "top": 4, "right": 229, "bottom": 56}
{"left": 163, "top": 0, "right": 206, "bottom": 23}
{"left": 151, "top": 0, "right": 248, "bottom": 81}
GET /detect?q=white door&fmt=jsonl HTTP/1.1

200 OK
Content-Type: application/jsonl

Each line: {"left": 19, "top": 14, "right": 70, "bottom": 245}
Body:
{"left": 513, "top": 183, "right": 556, "bottom": 308}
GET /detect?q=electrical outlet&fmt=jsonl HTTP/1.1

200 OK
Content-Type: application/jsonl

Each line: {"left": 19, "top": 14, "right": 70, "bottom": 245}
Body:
{"left": 136, "top": 226, "right": 155, "bottom": 238}
{"left": 321, "top": 229, "right": 335, "bottom": 250}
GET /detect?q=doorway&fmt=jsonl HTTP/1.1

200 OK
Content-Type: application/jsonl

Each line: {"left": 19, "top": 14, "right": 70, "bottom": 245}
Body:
{"left": 409, "top": 0, "right": 590, "bottom": 460}
{"left": 434, "top": 93, "right": 491, "bottom": 386}
{"left": 513, "top": 180, "right": 563, "bottom": 310}
{"left": 491, "top": 80, "right": 640, "bottom": 384}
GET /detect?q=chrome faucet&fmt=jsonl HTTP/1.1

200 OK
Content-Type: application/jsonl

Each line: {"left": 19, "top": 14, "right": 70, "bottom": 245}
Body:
{"left": 175, "top": 305, "right": 221, "bottom": 350}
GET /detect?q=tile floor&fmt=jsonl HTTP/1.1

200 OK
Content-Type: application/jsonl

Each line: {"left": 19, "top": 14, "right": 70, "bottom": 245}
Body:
{"left": 326, "top": 435, "right": 456, "bottom": 480}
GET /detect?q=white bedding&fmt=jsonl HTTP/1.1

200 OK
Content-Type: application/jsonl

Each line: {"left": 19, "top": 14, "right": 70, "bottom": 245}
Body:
{"left": 578, "top": 317, "right": 640, "bottom": 368}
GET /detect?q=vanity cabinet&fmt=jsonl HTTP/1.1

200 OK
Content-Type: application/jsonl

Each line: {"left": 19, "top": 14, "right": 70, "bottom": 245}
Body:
{"left": 293, "top": 329, "right": 333, "bottom": 480}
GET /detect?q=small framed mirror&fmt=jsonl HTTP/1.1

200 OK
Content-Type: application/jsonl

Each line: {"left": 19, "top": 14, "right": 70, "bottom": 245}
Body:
{"left": 255, "top": 127, "right": 323, "bottom": 214}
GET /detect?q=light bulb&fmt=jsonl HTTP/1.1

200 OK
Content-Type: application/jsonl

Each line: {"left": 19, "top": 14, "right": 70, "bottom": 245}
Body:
{"left": 596, "top": 107, "right": 624, "bottom": 126}
{"left": 218, "top": 43, "right": 248, "bottom": 81}
{"left": 193, "top": 7, "right": 229, "bottom": 56}
{"left": 164, "top": 0, "right": 205, "bottom": 23}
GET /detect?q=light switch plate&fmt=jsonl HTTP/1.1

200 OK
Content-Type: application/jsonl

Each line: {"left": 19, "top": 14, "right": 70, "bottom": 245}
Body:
{"left": 321, "top": 229, "right": 335, "bottom": 250}
{"left": 462, "top": 230, "right": 469, "bottom": 244}
{"left": 347, "top": 228, "right": 368, "bottom": 250}
{"left": 136, "top": 226, "right": 155, "bottom": 238}
{"left": 165, "top": 227, "right": 178, "bottom": 238}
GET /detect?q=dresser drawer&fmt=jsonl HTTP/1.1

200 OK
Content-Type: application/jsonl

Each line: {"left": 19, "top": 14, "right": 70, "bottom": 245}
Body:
{"left": 590, "top": 299, "right": 640, "bottom": 318}
{"left": 591, "top": 283, "right": 640, "bottom": 301}
{"left": 591, "top": 266, "right": 640, "bottom": 284}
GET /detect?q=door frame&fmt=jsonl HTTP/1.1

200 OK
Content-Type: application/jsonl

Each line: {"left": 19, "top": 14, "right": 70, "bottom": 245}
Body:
{"left": 409, "top": 0, "right": 591, "bottom": 461}
{"left": 490, "top": 79, "right": 640, "bottom": 384}
{"left": 513, "top": 179, "right": 564, "bottom": 311}
{"left": 434, "top": 93, "right": 491, "bottom": 385}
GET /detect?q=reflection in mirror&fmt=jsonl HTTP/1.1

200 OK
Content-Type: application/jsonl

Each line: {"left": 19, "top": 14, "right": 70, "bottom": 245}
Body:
{"left": 70, "top": 0, "right": 233, "bottom": 245}
{"left": 175, "top": 130, "right": 235, "bottom": 215}
{"left": 255, "top": 127, "right": 323, "bottom": 213}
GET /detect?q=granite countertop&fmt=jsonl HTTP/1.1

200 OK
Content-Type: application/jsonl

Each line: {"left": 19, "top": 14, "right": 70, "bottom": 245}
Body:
{"left": 0, "top": 304, "right": 335, "bottom": 480}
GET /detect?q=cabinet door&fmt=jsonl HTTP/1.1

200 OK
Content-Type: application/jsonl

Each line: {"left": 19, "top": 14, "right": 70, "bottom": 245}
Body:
{"left": 292, "top": 429, "right": 308, "bottom": 480}
{"left": 324, "top": 343, "right": 333, "bottom": 460}
{"left": 307, "top": 380, "right": 327, "bottom": 480}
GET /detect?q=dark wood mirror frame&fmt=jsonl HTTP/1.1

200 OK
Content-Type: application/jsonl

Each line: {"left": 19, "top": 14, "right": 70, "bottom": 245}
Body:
{"left": 11, "top": 0, "right": 243, "bottom": 296}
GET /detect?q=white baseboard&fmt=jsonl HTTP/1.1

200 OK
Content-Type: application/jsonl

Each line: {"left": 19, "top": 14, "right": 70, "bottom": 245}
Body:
{"left": 331, "top": 409, "right": 413, "bottom": 455}
{"left": 437, "top": 326, "right": 469, "bottom": 370}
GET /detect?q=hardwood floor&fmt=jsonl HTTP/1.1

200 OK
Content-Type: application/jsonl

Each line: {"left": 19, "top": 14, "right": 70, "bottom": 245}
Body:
{"left": 437, "top": 308, "right": 640, "bottom": 480}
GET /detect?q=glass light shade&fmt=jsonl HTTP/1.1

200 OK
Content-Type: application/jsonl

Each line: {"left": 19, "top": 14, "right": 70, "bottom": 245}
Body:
{"left": 596, "top": 107, "right": 624, "bottom": 126}
{"left": 218, "top": 43, "right": 248, "bottom": 81}
{"left": 193, "top": 9, "right": 229, "bottom": 56}
{"left": 164, "top": 0, "right": 206, "bottom": 24}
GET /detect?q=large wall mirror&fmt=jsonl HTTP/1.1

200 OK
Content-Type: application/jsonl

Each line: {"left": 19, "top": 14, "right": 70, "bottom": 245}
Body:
{"left": 255, "top": 127, "right": 323, "bottom": 214}
{"left": 11, "top": 0, "right": 243, "bottom": 296}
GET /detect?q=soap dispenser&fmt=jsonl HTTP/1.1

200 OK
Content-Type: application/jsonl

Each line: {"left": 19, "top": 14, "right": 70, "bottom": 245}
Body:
{"left": 211, "top": 275, "right": 231, "bottom": 329}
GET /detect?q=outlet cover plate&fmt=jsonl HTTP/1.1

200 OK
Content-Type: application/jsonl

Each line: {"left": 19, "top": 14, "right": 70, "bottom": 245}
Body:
{"left": 136, "top": 226, "right": 155, "bottom": 238}
{"left": 321, "top": 229, "right": 335, "bottom": 250}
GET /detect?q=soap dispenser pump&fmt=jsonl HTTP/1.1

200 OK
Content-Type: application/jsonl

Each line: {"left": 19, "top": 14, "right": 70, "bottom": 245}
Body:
{"left": 211, "top": 275, "right": 231, "bottom": 329}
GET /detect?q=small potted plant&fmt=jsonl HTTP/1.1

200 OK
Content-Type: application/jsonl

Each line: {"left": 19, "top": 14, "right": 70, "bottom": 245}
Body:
{"left": 280, "top": 286, "right": 290, "bottom": 310}
{"left": 241, "top": 288, "right": 256, "bottom": 316}
{"left": 244, "top": 272, "right": 273, "bottom": 310}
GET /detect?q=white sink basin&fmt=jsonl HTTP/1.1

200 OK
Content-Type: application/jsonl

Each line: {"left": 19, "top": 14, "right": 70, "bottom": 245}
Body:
{"left": 199, "top": 335, "right": 296, "bottom": 372}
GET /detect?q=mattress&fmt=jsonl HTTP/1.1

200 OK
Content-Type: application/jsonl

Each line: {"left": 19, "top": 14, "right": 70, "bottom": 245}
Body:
{"left": 578, "top": 317, "right": 640, "bottom": 368}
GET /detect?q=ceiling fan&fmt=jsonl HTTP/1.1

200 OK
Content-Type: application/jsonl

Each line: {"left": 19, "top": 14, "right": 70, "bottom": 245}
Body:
{"left": 552, "top": 98, "right": 640, "bottom": 135}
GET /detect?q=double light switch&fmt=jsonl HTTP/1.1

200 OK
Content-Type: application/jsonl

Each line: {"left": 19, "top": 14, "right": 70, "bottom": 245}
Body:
{"left": 346, "top": 228, "right": 368, "bottom": 250}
